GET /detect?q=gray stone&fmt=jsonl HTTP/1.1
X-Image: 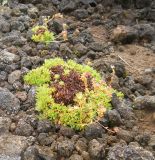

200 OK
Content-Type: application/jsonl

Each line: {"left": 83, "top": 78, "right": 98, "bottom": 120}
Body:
{"left": 111, "top": 25, "right": 138, "bottom": 44}
{"left": 69, "top": 154, "right": 83, "bottom": 160}
{"left": 0, "top": 50, "right": 19, "bottom": 64}
{"left": 0, "top": 18, "right": 10, "bottom": 33}
{"left": 107, "top": 109, "right": 123, "bottom": 126}
{"left": 108, "top": 142, "right": 155, "bottom": 160}
{"left": 135, "top": 133, "right": 150, "bottom": 147}
{"left": 0, "top": 87, "right": 20, "bottom": 114}
{"left": 75, "top": 140, "right": 87, "bottom": 154}
{"left": 15, "top": 119, "right": 34, "bottom": 137}
{"left": 0, "top": 117, "right": 11, "bottom": 135}
{"left": 57, "top": 140, "right": 75, "bottom": 157}
{"left": 149, "top": 135, "right": 155, "bottom": 150}
{"left": 37, "top": 120, "right": 52, "bottom": 133}
{"left": 73, "top": 43, "right": 88, "bottom": 57}
{"left": 59, "top": 126, "right": 75, "bottom": 138}
{"left": 84, "top": 123, "right": 105, "bottom": 139}
{"left": 28, "top": 7, "right": 38, "bottom": 19}
{"left": 134, "top": 24, "right": 155, "bottom": 41}
{"left": 59, "top": 0, "right": 77, "bottom": 12}
{"left": 117, "top": 129, "right": 134, "bottom": 143}
{"left": 134, "top": 96, "right": 155, "bottom": 109}
{"left": 74, "top": 9, "right": 89, "bottom": 20}
{"left": 11, "top": 20, "right": 25, "bottom": 32}
{"left": 51, "top": 18, "right": 64, "bottom": 34}
{"left": 148, "top": 9, "right": 155, "bottom": 21}
{"left": 88, "top": 139, "right": 105, "bottom": 160}
{"left": 0, "top": 31, "right": 26, "bottom": 46}
{"left": 22, "top": 146, "right": 39, "bottom": 160}
{"left": 15, "top": 91, "right": 27, "bottom": 102}
{"left": 37, "top": 133, "right": 54, "bottom": 146}
{"left": 135, "top": 0, "right": 152, "bottom": 9}
{"left": 89, "top": 42, "right": 105, "bottom": 52}
{"left": 8, "top": 70, "right": 22, "bottom": 84}
{"left": 0, "top": 135, "right": 29, "bottom": 160}
{"left": 79, "top": 0, "right": 97, "bottom": 6}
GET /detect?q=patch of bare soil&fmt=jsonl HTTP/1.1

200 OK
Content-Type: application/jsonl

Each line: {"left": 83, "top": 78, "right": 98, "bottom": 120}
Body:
{"left": 116, "top": 45, "right": 155, "bottom": 76}
{"left": 134, "top": 109, "right": 155, "bottom": 134}
{"left": 88, "top": 26, "right": 109, "bottom": 43}
{"left": 90, "top": 26, "right": 155, "bottom": 134}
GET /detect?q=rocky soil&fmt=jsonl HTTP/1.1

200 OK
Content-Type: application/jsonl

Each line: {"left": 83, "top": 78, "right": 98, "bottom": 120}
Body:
{"left": 0, "top": 0, "right": 155, "bottom": 159}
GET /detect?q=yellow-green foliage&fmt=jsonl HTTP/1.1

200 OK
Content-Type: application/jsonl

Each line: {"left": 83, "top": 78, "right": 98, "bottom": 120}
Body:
{"left": 24, "top": 58, "right": 123, "bottom": 130}
{"left": 31, "top": 26, "right": 55, "bottom": 45}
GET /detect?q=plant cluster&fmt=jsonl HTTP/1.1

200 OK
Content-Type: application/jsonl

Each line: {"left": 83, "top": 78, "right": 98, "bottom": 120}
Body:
{"left": 31, "top": 25, "right": 55, "bottom": 45}
{"left": 24, "top": 58, "right": 123, "bottom": 130}
{"left": 31, "top": 13, "right": 68, "bottom": 45}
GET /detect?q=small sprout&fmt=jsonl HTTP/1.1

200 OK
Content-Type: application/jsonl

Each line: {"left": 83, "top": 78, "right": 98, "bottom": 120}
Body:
{"left": 64, "top": 69, "right": 70, "bottom": 75}
{"left": 31, "top": 25, "right": 55, "bottom": 45}
{"left": 53, "top": 13, "right": 63, "bottom": 19}
{"left": 59, "top": 81, "right": 65, "bottom": 86}
{"left": 54, "top": 74, "right": 60, "bottom": 80}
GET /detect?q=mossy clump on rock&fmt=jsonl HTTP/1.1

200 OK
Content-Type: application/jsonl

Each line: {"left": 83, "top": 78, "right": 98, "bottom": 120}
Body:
{"left": 24, "top": 58, "right": 123, "bottom": 130}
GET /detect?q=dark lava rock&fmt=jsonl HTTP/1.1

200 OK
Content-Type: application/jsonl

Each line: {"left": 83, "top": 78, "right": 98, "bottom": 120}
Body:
{"left": 116, "top": 100, "right": 135, "bottom": 121}
{"left": 1, "top": 31, "right": 26, "bottom": 46}
{"left": 107, "top": 109, "right": 123, "bottom": 126}
{"left": 37, "top": 133, "right": 54, "bottom": 146}
{"left": 73, "top": 43, "right": 88, "bottom": 57}
{"left": 149, "top": 135, "right": 155, "bottom": 150}
{"left": 22, "top": 146, "right": 39, "bottom": 160}
{"left": 117, "top": 129, "right": 134, "bottom": 143}
{"left": 0, "top": 87, "right": 20, "bottom": 114}
{"left": 134, "top": 95, "right": 155, "bottom": 109}
{"left": 72, "top": 30, "right": 93, "bottom": 44}
{"left": 51, "top": 18, "right": 64, "bottom": 34}
{"left": 135, "top": 0, "right": 152, "bottom": 9}
{"left": 37, "top": 120, "right": 53, "bottom": 133}
{"left": 8, "top": 70, "right": 22, "bottom": 84}
{"left": 15, "top": 119, "right": 34, "bottom": 137}
{"left": 11, "top": 20, "right": 25, "bottom": 32}
{"left": 75, "top": 139, "right": 87, "bottom": 154}
{"left": 0, "top": 18, "right": 10, "bottom": 33}
{"left": 134, "top": 24, "right": 155, "bottom": 41}
{"left": 59, "top": 0, "right": 77, "bottom": 12}
{"left": 79, "top": 0, "right": 97, "bottom": 7}
{"left": 108, "top": 142, "right": 155, "bottom": 160}
{"left": 112, "top": 25, "right": 138, "bottom": 44}
{"left": 148, "top": 9, "right": 155, "bottom": 21}
{"left": 0, "top": 117, "right": 11, "bottom": 135}
{"left": 89, "top": 42, "right": 105, "bottom": 52}
{"left": 0, "top": 135, "right": 29, "bottom": 160}
{"left": 21, "top": 56, "right": 33, "bottom": 68}
{"left": 114, "top": 62, "right": 126, "bottom": 78}
{"left": 88, "top": 139, "right": 105, "bottom": 160}
{"left": 74, "top": 9, "right": 89, "bottom": 20}
{"left": 69, "top": 154, "right": 83, "bottom": 160}
{"left": 59, "top": 126, "right": 75, "bottom": 138}
{"left": 135, "top": 133, "right": 150, "bottom": 147}
{"left": 57, "top": 140, "right": 75, "bottom": 157}
{"left": 0, "top": 49, "right": 20, "bottom": 64}
{"left": 84, "top": 123, "right": 105, "bottom": 139}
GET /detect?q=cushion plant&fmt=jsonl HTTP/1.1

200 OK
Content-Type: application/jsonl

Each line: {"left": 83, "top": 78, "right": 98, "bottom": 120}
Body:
{"left": 24, "top": 58, "right": 123, "bottom": 130}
